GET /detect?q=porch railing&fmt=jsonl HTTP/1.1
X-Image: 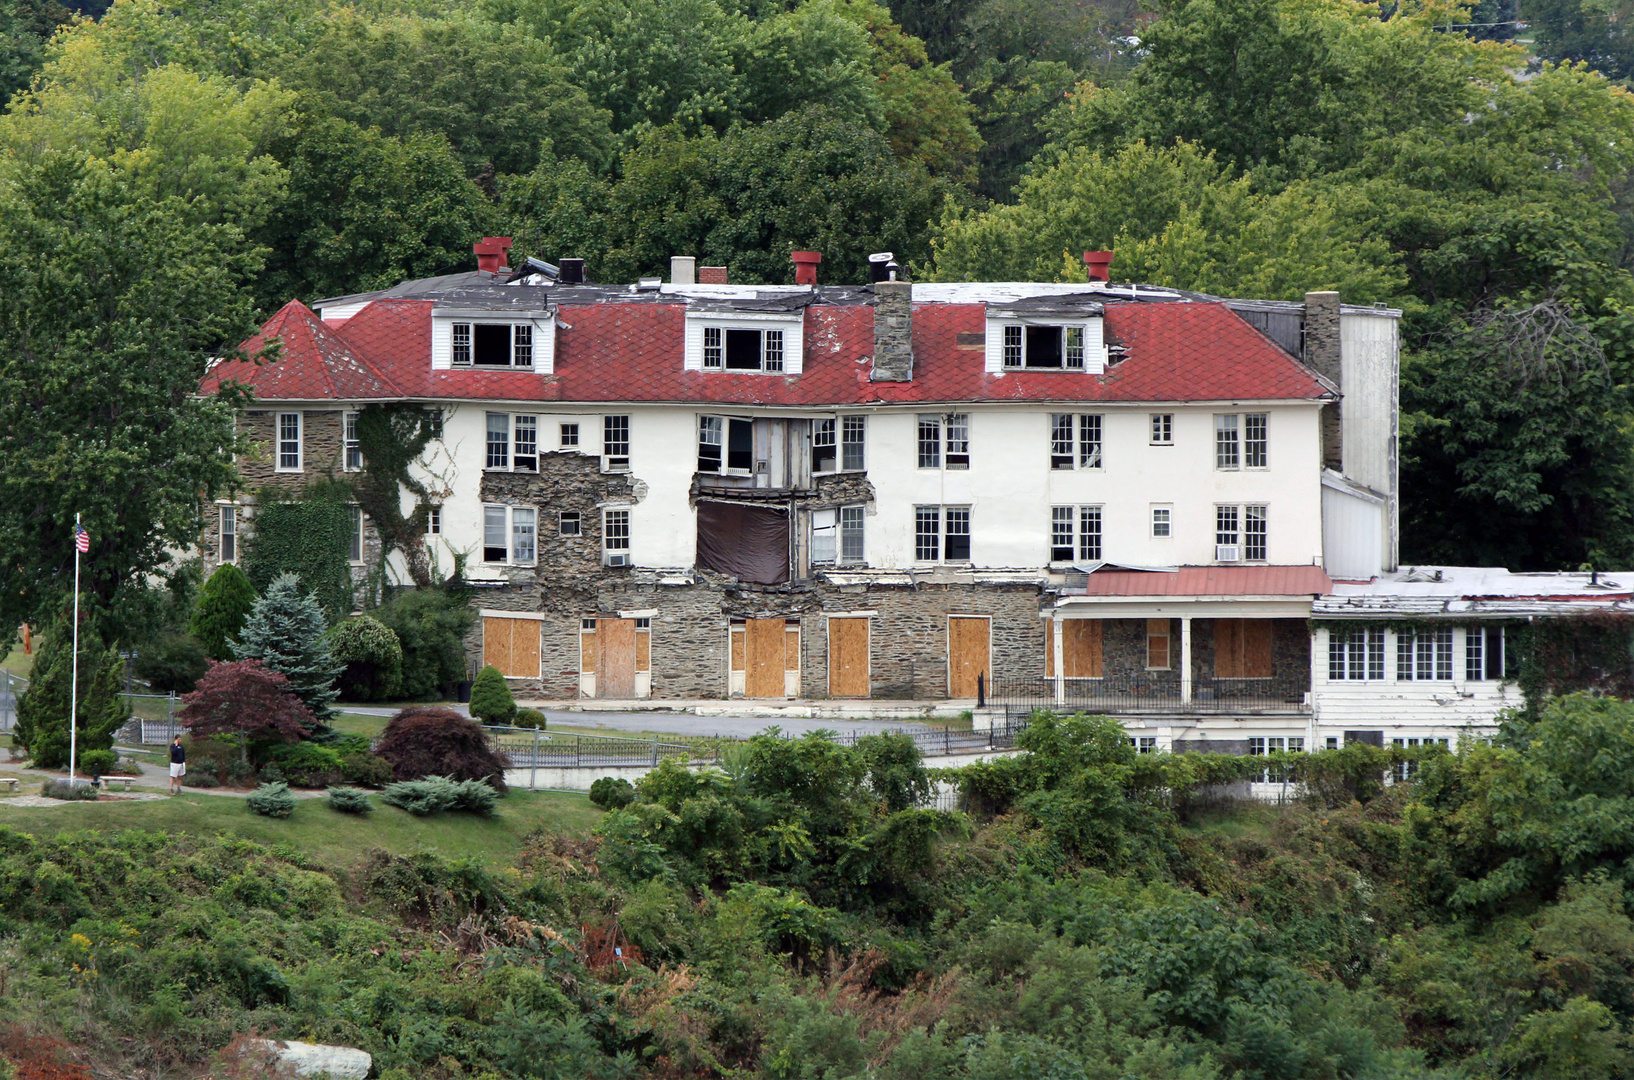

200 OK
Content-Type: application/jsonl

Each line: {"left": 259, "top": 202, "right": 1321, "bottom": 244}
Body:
{"left": 987, "top": 673, "right": 1311, "bottom": 718}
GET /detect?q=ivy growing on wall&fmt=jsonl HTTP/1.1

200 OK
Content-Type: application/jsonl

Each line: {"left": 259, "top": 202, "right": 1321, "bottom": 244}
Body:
{"left": 241, "top": 483, "right": 354, "bottom": 622}
{"left": 1513, "top": 613, "right": 1634, "bottom": 713}
{"left": 352, "top": 404, "right": 445, "bottom": 587}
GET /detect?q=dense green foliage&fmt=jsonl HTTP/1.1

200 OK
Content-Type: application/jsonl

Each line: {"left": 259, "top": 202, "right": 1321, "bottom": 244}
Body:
{"left": 233, "top": 573, "right": 342, "bottom": 723}
{"left": 190, "top": 563, "right": 257, "bottom": 662}
{"left": 175, "top": 659, "right": 313, "bottom": 762}
{"left": 13, "top": 625, "right": 130, "bottom": 770}
{"left": 240, "top": 499, "right": 354, "bottom": 623}
{"left": 373, "top": 587, "right": 476, "bottom": 701}
{"left": 327, "top": 614, "right": 403, "bottom": 703}
{"left": 588, "top": 776, "right": 636, "bottom": 809}
{"left": 469, "top": 663, "right": 517, "bottom": 726}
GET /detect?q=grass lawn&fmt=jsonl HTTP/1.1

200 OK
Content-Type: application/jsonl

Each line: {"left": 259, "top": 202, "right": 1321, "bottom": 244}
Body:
{"left": 0, "top": 787, "right": 604, "bottom": 871}
{"left": 1, "top": 641, "right": 35, "bottom": 679}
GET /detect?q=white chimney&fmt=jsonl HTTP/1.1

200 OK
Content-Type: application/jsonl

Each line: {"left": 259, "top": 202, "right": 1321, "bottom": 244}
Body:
{"left": 671, "top": 256, "right": 696, "bottom": 286}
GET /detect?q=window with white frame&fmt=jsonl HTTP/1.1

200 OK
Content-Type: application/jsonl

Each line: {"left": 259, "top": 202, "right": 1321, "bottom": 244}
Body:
{"left": 915, "top": 506, "right": 970, "bottom": 562}
{"left": 1130, "top": 736, "right": 1158, "bottom": 753}
{"left": 1050, "top": 414, "right": 1102, "bottom": 470}
{"left": 482, "top": 505, "right": 536, "bottom": 565}
{"left": 426, "top": 507, "right": 441, "bottom": 535}
{"left": 1215, "top": 504, "right": 1267, "bottom": 561}
{"left": 1150, "top": 413, "right": 1173, "bottom": 445}
{"left": 698, "top": 415, "right": 753, "bottom": 473}
{"left": 1466, "top": 625, "right": 1518, "bottom": 680}
{"left": 813, "top": 418, "right": 837, "bottom": 472}
{"left": 811, "top": 505, "right": 865, "bottom": 565}
{"left": 917, "top": 414, "right": 970, "bottom": 469}
{"left": 841, "top": 416, "right": 866, "bottom": 471}
{"left": 603, "top": 415, "right": 630, "bottom": 470}
{"left": 559, "top": 510, "right": 581, "bottom": 536}
{"left": 560, "top": 422, "right": 579, "bottom": 448}
{"left": 1215, "top": 412, "right": 1268, "bottom": 469}
{"left": 219, "top": 505, "right": 237, "bottom": 563}
{"left": 451, "top": 321, "right": 535, "bottom": 368}
{"left": 343, "top": 412, "right": 361, "bottom": 471}
{"left": 1049, "top": 505, "right": 1102, "bottom": 562}
{"left": 1249, "top": 736, "right": 1305, "bottom": 782}
{"left": 486, "top": 413, "right": 540, "bottom": 472}
{"left": 1392, "top": 736, "right": 1450, "bottom": 781}
{"left": 1001, "top": 324, "right": 1087, "bottom": 369}
{"left": 702, "top": 326, "right": 785, "bottom": 372}
{"left": 1397, "top": 627, "right": 1454, "bottom": 681}
{"left": 486, "top": 413, "right": 509, "bottom": 469}
{"left": 603, "top": 508, "right": 631, "bottom": 565}
{"left": 1328, "top": 627, "right": 1385, "bottom": 680}
{"left": 276, "top": 412, "right": 302, "bottom": 471}
{"left": 347, "top": 505, "right": 364, "bottom": 563}
{"left": 1151, "top": 505, "right": 1172, "bottom": 539}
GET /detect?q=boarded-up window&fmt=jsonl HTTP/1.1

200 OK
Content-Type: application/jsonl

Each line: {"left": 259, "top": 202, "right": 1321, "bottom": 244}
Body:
{"left": 785, "top": 626, "right": 801, "bottom": 672}
{"left": 696, "top": 501, "right": 790, "bottom": 584}
{"left": 483, "top": 616, "right": 539, "bottom": 678}
{"left": 635, "top": 618, "right": 651, "bottom": 672}
{"left": 580, "top": 619, "right": 596, "bottom": 673}
{"left": 1147, "top": 619, "right": 1171, "bottom": 669}
{"left": 745, "top": 619, "right": 787, "bottom": 697}
{"left": 1215, "top": 619, "right": 1273, "bottom": 677}
{"left": 1045, "top": 619, "right": 1103, "bottom": 678}
{"left": 730, "top": 623, "right": 745, "bottom": 671}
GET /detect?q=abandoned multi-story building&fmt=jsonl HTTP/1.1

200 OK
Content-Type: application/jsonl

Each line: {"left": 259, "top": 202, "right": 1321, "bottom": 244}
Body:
{"left": 202, "top": 237, "right": 1625, "bottom": 763}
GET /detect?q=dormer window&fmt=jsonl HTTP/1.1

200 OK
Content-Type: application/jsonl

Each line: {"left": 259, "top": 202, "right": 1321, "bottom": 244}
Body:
{"left": 451, "top": 321, "right": 534, "bottom": 368}
{"left": 685, "top": 314, "right": 804, "bottom": 375}
{"left": 985, "top": 315, "right": 1106, "bottom": 374}
{"left": 703, "top": 327, "right": 783, "bottom": 372}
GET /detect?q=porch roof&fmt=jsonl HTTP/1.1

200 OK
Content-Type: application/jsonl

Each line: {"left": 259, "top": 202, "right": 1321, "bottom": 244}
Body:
{"left": 1071, "top": 564, "right": 1333, "bottom": 598}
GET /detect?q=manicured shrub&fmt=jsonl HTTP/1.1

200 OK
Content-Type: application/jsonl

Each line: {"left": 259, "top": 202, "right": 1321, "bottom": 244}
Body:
{"left": 190, "top": 563, "right": 258, "bottom": 661}
{"left": 78, "top": 749, "right": 117, "bottom": 776}
{"left": 268, "top": 742, "right": 346, "bottom": 788}
{"left": 450, "top": 777, "right": 499, "bottom": 816}
{"left": 40, "top": 779, "right": 97, "bottom": 801}
{"left": 328, "top": 614, "right": 404, "bottom": 702}
{"left": 589, "top": 776, "right": 636, "bottom": 809}
{"left": 177, "top": 659, "right": 314, "bottom": 762}
{"left": 374, "top": 707, "right": 510, "bottom": 793}
{"left": 247, "top": 781, "right": 297, "bottom": 818}
{"left": 469, "top": 664, "right": 517, "bottom": 725}
{"left": 514, "top": 708, "right": 547, "bottom": 730}
{"left": 374, "top": 588, "right": 475, "bottom": 700}
{"left": 234, "top": 572, "right": 343, "bottom": 721}
{"left": 341, "top": 751, "right": 394, "bottom": 787}
{"left": 327, "top": 786, "right": 374, "bottom": 814}
{"left": 380, "top": 776, "right": 497, "bottom": 816}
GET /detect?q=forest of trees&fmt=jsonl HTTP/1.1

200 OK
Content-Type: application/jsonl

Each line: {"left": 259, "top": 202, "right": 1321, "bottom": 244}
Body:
{"left": 5, "top": 0, "right": 1634, "bottom": 637}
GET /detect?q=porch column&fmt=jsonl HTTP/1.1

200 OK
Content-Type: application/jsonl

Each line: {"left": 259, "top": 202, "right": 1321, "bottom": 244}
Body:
{"left": 1180, "top": 617, "right": 1193, "bottom": 704}
{"left": 1052, "top": 611, "right": 1066, "bottom": 706}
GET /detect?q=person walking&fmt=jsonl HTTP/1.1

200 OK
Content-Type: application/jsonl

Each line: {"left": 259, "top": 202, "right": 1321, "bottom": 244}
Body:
{"left": 169, "top": 735, "right": 186, "bottom": 795}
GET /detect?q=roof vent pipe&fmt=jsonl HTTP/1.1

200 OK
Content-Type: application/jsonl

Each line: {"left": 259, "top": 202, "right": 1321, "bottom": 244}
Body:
{"left": 474, "top": 236, "right": 514, "bottom": 274}
{"left": 1082, "top": 250, "right": 1114, "bottom": 283}
{"left": 559, "top": 258, "right": 584, "bottom": 285}
{"left": 868, "top": 252, "right": 895, "bottom": 284}
{"left": 670, "top": 256, "right": 696, "bottom": 286}
{"left": 792, "top": 250, "right": 821, "bottom": 286}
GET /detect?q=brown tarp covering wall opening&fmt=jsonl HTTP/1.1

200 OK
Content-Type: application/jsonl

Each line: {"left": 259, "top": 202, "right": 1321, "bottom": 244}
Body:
{"left": 696, "top": 501, "right": 790, "bottom": 584}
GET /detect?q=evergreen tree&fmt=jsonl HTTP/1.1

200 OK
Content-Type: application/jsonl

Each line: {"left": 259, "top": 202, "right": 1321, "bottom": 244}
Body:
{"left": 468, "top": 664, "right": 516, "bottom": 725}
{"left": 190, "top": 563, "right": 258, "bottom": 661}
{"left": 13, "top": 624, "right": 131, "bottom": 770}
{"left": 233, "top": 572, "right": 342, "bottom": 722}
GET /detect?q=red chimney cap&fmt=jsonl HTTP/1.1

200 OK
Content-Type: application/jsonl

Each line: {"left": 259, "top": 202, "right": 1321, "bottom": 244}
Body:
{"left": 474, "top": 236, "right": 514, "bottom": 274}
{"left": 1082, "top": 250, "right": 1115, "bottom": 282}
{"left": 792, "top": 250, "right": 822, "bottom": 285}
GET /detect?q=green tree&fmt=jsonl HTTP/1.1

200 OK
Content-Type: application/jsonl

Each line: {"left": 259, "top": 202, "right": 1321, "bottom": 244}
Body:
{"left": 0, "top": 0, "right": 72, "bottom": 103}
{"left": 13, "top": 625, "right": 131, "bottom": 770}
{"left": 190, "top": 563, "right": 258, "bottom": 662}
{"left": 233, "top": 572, "right": 342, "bottom": 723}
{"left": 468, "top": 664, "right": 517, "bottom": 725}
{"left": 1525, "top": 0, "right": 1634, "bottom": 80}
{"left": 328, "top": 614, "right": 403, "bottom": 703}
{"left": 0, "top": 153, "right": 256, "bottom": 638}
{"left": 374, "top": 587, "right": 476, "bottom": 702}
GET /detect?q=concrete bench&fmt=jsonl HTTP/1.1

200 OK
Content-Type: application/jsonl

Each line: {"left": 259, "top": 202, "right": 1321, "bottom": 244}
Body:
{"left": 0, "top": 777, "right": 16, "bottom": 793}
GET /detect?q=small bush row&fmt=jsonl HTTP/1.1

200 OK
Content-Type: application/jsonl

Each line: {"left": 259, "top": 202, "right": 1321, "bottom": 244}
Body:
{"left": 380, "top": 776, "right": 498, "bottom": 817}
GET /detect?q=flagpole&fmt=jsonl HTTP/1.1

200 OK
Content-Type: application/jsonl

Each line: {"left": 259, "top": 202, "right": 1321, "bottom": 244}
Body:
{"left": 69, "top": 512, "right": 80, "bottom": 786}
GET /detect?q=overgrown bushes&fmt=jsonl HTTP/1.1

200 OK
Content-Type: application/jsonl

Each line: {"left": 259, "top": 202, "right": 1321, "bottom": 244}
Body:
{"left": 374, "top": 588, "right": 475, "bottom": 700}
{"left": 247, "top": 781, "right": 297, "bottom": 817}
{"left": 379, "top": 776, "right": 498, "bottom": 816}
{"left": 374, "top": 707, "right": 509, "bottom": 792}
{"left": 39, "top": 779, "right": 96, "bottom": 800}
{"left": 328, "top": 614, "right": 403, "bottom": 702}
{"left": 588, "top": 776, "right": 635, "bottom": 809}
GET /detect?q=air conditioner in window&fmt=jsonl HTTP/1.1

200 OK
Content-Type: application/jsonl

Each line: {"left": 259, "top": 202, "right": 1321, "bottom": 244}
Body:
{"left": 605, "top": 552, "right": 630, "bottom": 567}
{"left": 1216, "top": 544, "right": 1241, "bottom": 562}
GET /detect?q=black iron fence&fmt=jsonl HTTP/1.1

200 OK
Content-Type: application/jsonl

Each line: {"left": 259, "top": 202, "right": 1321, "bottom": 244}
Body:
{"left": 488, "top": 728, "right": 696, "bottom": 768}
{"left": 987, "top": 674, "right": 1310, "bottom": 719}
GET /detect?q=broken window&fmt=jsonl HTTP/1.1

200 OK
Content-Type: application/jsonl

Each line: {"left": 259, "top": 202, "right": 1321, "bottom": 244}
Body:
{"left": 706, "top": 327, "right": 785, "bottom": 372}
{"left": 511, "top": 507, "right": 536, "bottom": 563}
{"left": 698, "top": 415, "right": 753, "bottom": 473}
{"left": 696, "top": 500, "right": 790, "bottom": 583}
{"left": 1050, "top": 414, "right": 1101, "bottom": 469}
{"left": 453, "top": 321, "right": 535, "bottom": 367}
{"left": 915, "top": 506, "right": 970, "bottom": 562}
{"left": 813, "top": 419, "right": 836, "bottom": 472}
{"left": 559, "top": 510, "right": 581, "bottom": 536}
{"left": 482, "top": 505, "right": 535, "bottom": 565}
{"left": 918, "top": 415, "right": 941, "bottom": 469}
{"left": 841, "top": 416, "right": 865, "bottom": 470}
{"left": 811, "top": 505, "right": 865, "bottom": 565}
{"left": 483, "top": 505, "right": 507, "bottom": 562}
{"left": 603, "top": 508, "right": 631, "bottom": 565}
{"left": 513, "top": 415, "right": 538, "bottom": 471}
{"left": 1465, "top": 625, "right": 1518, "bottom": 681}
{"left": 1002, "top": 324, "right": 1090, "bottom": 369}
{"left": 946, "top": 414, "right": 969, "bottom": 467}
{"left": 603, "top": 415, "right": 630, "bottom": 470}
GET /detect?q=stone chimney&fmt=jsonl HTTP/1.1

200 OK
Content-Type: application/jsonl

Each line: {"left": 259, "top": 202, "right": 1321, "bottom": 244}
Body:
{"left": 699, "top": 266, "right": 729, "bottom": 284}
{"left": 473, "top": 236, "right": 513, "bottom": 274}
{"left": 1304, "top": 291, "right": 1342, "bottom": 470}
{"left": 670, "top": 256, "right": 696, "bottom": 286}
{"left": 871, "top": 280, "right": 913, "bottom": 382}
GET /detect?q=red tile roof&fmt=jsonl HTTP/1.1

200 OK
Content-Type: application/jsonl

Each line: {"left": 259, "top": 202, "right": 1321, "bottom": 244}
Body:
{"left": 203, "top": 296, "right": 1332, "bottom": 406}
{"left": 1075, "top": 565, "right": 1334, "bottom": 597}
{"left": 202, "top": 300, "right": 399, "bottom": 399}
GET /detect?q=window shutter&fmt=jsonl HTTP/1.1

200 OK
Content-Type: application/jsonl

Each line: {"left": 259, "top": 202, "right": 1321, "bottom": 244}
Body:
{"left": 784, "top": 319, "right": 804, "bottom": 375}
{"left": 984, "top": 318, "right": 1006, "bottom": 372}
{"left": 1084, "top": 318, "right": 1107, "bottom": 374}
{"left": 683, "top": 321, "right": 705, "bottom": 371}
{"left": 431, "top": 320, "right": 452, "bottom": 369}
{"left": 534, "top": 316, "right": 556, "bottom": 374}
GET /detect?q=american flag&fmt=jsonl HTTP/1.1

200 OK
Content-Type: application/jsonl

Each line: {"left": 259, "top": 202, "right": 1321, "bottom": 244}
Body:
{"left": 74, "top": 525, "right": 89, "bottom": 554}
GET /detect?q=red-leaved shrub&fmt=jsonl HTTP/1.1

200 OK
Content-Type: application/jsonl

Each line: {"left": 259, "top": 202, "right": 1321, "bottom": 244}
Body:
{"left": 373, "top": 707, "right": 510, "bottom": 793}
{"left": 177, "top": 660, "right": 312, "bottom": 746}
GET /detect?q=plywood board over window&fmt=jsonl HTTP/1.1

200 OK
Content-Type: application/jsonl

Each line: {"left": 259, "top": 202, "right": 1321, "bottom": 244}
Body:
{"left": 483, "top": 617, "right": 539, "bottom": 679}
{"left": 745, "top": 618, "right": 788, "bottom": 698}
{"left": 1215, "top": 619, "right": 1273, "bottom": 678}
{"left": 948, "top": 616, "right": 990, "bottom": 698}
{"left": 597, "top": 618, "right": 637, "bottom": 698}
{"left": 827, "top": 617, "right": 869, "bottom": 698}
{"left": 1045, "top": 619, "right": 1103, "bottom": 678}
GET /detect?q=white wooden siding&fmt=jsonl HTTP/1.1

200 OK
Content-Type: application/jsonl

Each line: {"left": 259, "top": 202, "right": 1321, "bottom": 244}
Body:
{"left": 1310, "top": 627, "right": 1516, "bottom": 731}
